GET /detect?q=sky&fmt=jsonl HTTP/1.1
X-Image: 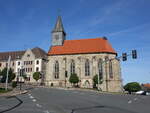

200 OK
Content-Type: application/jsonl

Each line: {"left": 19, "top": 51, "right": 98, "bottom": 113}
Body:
{"left": 0, "top": 0, "right": 150, "bottom": 85}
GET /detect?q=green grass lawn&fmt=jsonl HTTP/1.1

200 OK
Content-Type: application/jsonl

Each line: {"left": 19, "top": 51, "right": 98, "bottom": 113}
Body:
{"left": 0, "top": 88, "right": 12, "bottom": 93}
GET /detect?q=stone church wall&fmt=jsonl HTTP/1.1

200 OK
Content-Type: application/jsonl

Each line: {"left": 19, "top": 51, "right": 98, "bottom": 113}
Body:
{"left": 45, "top": 53, "right": 123, "bottom": 92}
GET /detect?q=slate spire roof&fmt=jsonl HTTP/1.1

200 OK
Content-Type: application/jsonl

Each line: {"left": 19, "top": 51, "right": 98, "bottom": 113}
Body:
{"left": 52, "top": 16, "right": 66, "bottom": 35}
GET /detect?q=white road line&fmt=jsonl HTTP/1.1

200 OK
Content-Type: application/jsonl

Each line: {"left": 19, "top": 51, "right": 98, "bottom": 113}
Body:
{"left": 43, "top": 110, "right": 50, "bottom": 113}
{"left": 28, "top": 93, "right": 31, "bottom": 96}
{"left": 36, "top": 103, "right": 42, "bottom": 108}
{"left": 32, "top": 99, "right": 36, "bottom": 102}
{"left": 134, "top": 98, "right": 137, "bottom": 101}
{"left": 128, "top": 100, "right": 132, "bottom": 104}
{"left": 30, "top": 96, "right": 34, "bottom": 99}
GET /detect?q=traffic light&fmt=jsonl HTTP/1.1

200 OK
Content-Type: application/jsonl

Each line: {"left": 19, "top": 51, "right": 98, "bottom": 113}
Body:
{"left": 132, "top": 50, "right": 137, "bottom": 59}
{"left": 122, "top": 53, "right": 127, "bottom": 61}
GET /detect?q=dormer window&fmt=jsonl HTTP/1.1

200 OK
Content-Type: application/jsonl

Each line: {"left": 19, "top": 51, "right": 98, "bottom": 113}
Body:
{"left": 27, "top": 54, "right": 30, "bottom": 57}
{"left": 36, "top": 60, "right": 39, "bottom": 65}
{"left": 16, "top": 56, "right": 20, "bottom": 59}
{"left": 18, "top": 62, "right": 20, "bottom": 66}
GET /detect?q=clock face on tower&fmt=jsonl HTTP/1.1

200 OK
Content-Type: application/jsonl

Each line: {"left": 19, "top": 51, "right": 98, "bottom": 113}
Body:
{"left": 55, "top": 34, "right": 59, "bottom": 40}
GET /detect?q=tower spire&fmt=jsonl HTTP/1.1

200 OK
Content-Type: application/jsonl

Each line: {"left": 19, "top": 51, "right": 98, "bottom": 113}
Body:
{"left": 52, "top": 16, "right": 66, "bottom": 36}
{"left": 51, "top": 15, "right": 66, "bottom": 46}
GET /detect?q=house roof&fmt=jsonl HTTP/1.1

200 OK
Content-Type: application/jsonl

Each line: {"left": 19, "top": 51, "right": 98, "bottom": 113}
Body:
{"left": 31, "top": 47, "right": 47, "bottom": 58}
{"left": 143, "top": 84, "right": 150, "bottom": 88}
{"left": 0, "top": 47, "right": 47, "bottom": 61}
{"left": 0, "top": 51, "right": 25, "bottom": 61}
{"left": 48, "top": 38, "right": 117, "bottom": 55}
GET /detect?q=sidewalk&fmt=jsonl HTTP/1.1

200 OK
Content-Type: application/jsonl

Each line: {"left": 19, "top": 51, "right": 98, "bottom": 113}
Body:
{"left": 0, "top": 88, "right": 28, "bottom": 97}
{"left": 37, "top": 86, "right": 127, "bottom": 95}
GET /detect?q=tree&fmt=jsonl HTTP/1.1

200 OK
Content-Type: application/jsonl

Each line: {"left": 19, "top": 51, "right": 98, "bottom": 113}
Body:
{"left": 33, "top": 72, "right": 41, "bottom": 82}
{"left": 93, "top": 74, "right": 103, "bottom": 88}
{"left": 69, "top": 73, "right": 79, "bottom": 87}
{"left": 0, "top": 70, "right": 2, "bottom": 81}
{"left": 124, "top": 82, "right": 141, "bottom": 94}
{"left": 0, "top": 68, "right": 16, "bottom": 83}
{"left": 22, "top": 74, "right": 28, "bottom": 81}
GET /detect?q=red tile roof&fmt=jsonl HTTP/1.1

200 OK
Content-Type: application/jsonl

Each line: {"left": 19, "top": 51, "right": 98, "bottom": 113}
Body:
{"left": 48, "top": 38, "right": 117, "bottom": 55}
{"left": 143, "top": 84, "right": 150, "bottom": 88}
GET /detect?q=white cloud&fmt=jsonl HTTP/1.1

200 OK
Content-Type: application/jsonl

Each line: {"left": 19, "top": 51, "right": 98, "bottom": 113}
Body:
{"left": 106, "top": 23, "right": 150, "bottom": 36}
{"left": 89, "top": 0, "right": 126, "bottom": 26}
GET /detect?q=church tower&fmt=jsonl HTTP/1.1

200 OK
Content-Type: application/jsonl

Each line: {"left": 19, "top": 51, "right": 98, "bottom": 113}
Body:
{"left": 51, "top": 16, "right": 66, "bottom": 46}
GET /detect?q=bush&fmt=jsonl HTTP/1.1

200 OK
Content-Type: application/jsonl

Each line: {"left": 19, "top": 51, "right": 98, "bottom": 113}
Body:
{"left": 0, "top": 88, "right": 12, "bottom": 93}
{"left": 33, "top": 72, "right": 41, "bottom": 81}
{"left": 124, "top": 82, "right": 141, "bottom": 94}
{"left": 93, "top": 74, "right": 103, "bottom": 88}
{"left": 0, "top": 68, "right": 16, "bottom": 83}
{"left": 69, "top": 73, "right": 79, "bottom": 87}
{"left": 22, "top": 74, "right": 27, "bottom": 80}
{"left": 12, "top": 81, "right": 17, "bottom": 88}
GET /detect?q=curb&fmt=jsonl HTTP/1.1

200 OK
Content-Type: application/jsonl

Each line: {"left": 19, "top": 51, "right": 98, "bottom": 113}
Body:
{"left": 49, "top": 87, "right": 130, "bottom": 95}
{"left": 0, "top": 90, "right": 28, "bottom": 97}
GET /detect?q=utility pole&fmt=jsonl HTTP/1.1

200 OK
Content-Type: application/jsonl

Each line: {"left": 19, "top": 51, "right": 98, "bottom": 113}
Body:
{"left": 97, "top": 50, "right": 137, "bottom": 92}
{"left": 5, "top": 56, "right": 11, "bottom": 91}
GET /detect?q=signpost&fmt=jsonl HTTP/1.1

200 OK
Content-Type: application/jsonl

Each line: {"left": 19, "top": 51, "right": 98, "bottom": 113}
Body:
{"left": 5, "top": 56, "right": 11, "bottom": 91}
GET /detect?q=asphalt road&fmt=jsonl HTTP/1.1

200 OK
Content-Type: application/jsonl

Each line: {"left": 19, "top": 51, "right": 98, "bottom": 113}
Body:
{"left": 0, "top": 87, "right": 150, "bottom": 113}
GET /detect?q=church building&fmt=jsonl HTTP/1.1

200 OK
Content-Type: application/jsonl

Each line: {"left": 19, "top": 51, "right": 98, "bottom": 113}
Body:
{"left": 45, "top": 16, "right": 123, "bottom": 92}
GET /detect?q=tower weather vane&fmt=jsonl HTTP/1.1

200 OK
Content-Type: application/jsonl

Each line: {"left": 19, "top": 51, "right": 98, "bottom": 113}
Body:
{"left": 58, "top": 9, "right": 61, "bottom": 16}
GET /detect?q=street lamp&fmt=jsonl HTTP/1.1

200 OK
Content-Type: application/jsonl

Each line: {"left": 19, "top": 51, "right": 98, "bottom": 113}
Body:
{"left": 5, "top": 56, "right": 11, "bottom": 91}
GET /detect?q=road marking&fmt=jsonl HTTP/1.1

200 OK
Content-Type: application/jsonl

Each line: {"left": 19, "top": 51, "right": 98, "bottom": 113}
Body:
{"left": 32, "top": 99, "right": 36, "bottom": 102}
{"left": 134, "top": 98, "right": 137, "bottom": 101}
{"left": 36, "top": 103, "right": 42, "bottom": 108}
{"left": 28, "top": 93, "right": 31, "bottom": 96}
{"left": 128, "top": 100, "right": 132, "bottom": 104}
{"left": 43, "top": 110, "right": 50, "bottom": 113}
{"left": 30, "top": 96, "right": 34, "bottom": 99}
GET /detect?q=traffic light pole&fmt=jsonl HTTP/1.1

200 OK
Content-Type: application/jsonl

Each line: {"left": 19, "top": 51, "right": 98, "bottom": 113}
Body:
{"left": 97, "top": 50, "right": 137, "bottom": 91}
{"left": 5, "top": 56, "right": 11, "bottom": 91}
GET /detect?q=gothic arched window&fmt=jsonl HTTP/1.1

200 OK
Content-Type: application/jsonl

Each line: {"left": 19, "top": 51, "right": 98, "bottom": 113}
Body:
{"left": 109, "top": 60, "right": 113, "bottom": 78}
{"left": 98, "top": 59, "right": 103, "bottom": 79}
{"left": 105, "top": 56, "right": 109, "bottom": 78}
{"left": 70, "top": 60, "right": 75, "bottom": 75}
{"left": 54, "top": 61, "right": 59, "bottom": 79}
{"left": 85, "top": 59, "right": 90, "bottom": 76}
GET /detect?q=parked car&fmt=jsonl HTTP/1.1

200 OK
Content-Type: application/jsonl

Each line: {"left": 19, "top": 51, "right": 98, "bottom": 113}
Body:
{"left": 146, "top": 91, "right": 150, "bottom": 95}
{"left": 135, "top": 90, "right": 150, "bottom": 95}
